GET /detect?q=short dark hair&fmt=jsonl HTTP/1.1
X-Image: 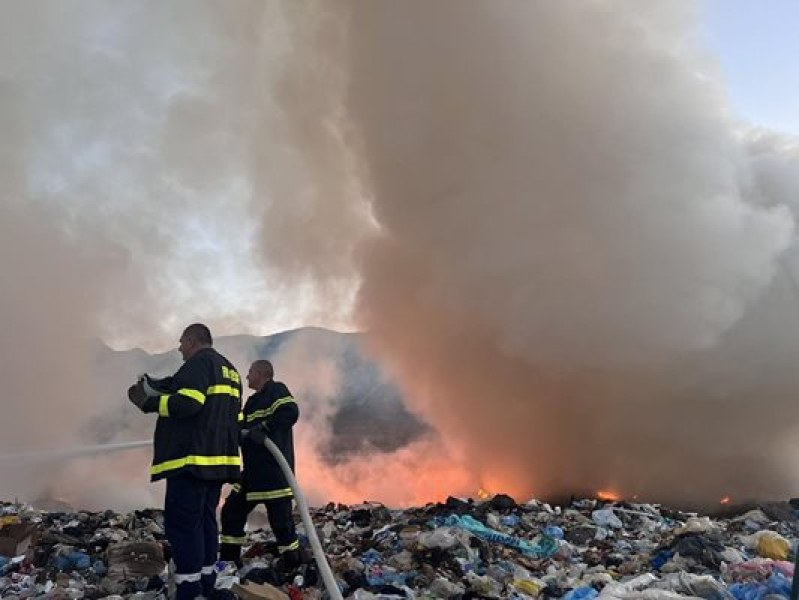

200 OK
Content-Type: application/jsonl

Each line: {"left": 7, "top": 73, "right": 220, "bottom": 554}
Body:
{"left": 252, "top": 359, "right": 274, "bottom": 380}
{"left": 182, "top": 323, "right": 213, "bottom": 346}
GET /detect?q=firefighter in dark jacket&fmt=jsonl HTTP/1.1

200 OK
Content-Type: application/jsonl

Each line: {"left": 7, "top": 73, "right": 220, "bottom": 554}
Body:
{"left": 128, "top": 323, "right": 242, "bottom": 600}
{"left": 219, "top": 359, "right": 300, "bottom": 570}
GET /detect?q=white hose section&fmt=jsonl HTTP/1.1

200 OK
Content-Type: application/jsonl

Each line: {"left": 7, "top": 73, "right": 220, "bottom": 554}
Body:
{"left": 262, "top": 436, "right": 344, "bottom": 600}
{"left": 0, "top": 440, "right": 152, "bottom": 463}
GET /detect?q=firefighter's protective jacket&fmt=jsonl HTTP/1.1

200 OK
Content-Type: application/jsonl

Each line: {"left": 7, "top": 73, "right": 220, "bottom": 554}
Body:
{"left": 240, "top": 380, "right": 298, "bottom": 501}
{"left": 141, "top": 347, "right": 242, "bottom": 482}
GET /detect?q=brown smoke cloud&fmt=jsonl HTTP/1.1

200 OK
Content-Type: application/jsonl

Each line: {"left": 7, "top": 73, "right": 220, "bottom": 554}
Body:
{"left": 341, "top": 1, "right": 799, "bottom": 506}
{"left": 0, "top": 71, "right": 128, "bottom": 499}
{"left": 2, "top": 0, "right": 799, "bottom": 510}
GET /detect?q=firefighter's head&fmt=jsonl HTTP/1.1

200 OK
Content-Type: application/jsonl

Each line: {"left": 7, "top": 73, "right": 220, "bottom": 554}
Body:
{"left": 247, "top": 359, "right": 274, "bottom": 391}
{"left": 179, "top": 323, "right": 212, "bottom": 361}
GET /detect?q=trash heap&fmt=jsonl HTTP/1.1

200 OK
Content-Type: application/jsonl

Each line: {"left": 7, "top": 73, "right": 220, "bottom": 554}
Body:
{"left": 2, "top": 494, "right": 798, "bottom": 599}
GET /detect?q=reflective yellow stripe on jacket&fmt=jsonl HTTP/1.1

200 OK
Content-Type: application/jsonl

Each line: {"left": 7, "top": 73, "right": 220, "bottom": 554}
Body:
{"left": 150, "top": 455, "right": 241, "bottom": 476}
{"left": 159, "top": 385, "right": 239, "bottom": 418}
{"left": 158, "top": 388, "right": 206, "bottom": 418}
{"left": 207, "top": 384, "right": 240, "bottom": 398}
{"left": 245, "top": 396, "right": 295, "bottom": 423}
{"left": 180, "top": 388, "right": 206, "bottom": 403}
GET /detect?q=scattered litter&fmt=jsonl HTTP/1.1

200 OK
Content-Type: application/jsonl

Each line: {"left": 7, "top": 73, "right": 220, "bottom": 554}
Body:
{"left": 1, "top": 495, "right": 798, "bottom": 598}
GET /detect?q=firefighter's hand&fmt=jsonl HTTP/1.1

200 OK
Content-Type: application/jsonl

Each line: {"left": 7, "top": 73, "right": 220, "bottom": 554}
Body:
{"left": 140, "top": 374, "right": 165, "bottom": 397}
{"left": 127, "top": 381, "right": 148, "bottom": 410}
{"left": 246, "top": 422, "right": 270, "bottom": 446}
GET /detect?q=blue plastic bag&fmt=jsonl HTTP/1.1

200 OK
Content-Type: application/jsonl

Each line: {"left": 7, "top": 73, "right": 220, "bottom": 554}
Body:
{"left": 728, "top": 572, "right": 791, "bottom": 599}
{"left": 563, "top": 587, "right": 599, "bottom": 600}
{"left": 53, "top": 551, "right": 91, "bottom": 572}
{"left": 360, "top": 548, "right": 383, "bottom": 566}
{"left": 650, "top": 549, "right": 673, "bottom": 570}
{"left": 444, "top": 514, "right": 557, "bottom": 558}
{"left": 92, "top": 559, "right": 107, "bottom": 576}
{"left": 501, "top": 515, "right": 522, "bottom": 527}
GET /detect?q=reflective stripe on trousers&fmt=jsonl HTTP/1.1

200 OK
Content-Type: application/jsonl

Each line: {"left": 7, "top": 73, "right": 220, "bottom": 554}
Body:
{"left": 279, "top": 539, "right": 300, "bottom": 553}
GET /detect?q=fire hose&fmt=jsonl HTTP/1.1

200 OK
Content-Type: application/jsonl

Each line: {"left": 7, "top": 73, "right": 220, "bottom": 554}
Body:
{"left": 257, "top": 434, "right": 343, "bottom": 600}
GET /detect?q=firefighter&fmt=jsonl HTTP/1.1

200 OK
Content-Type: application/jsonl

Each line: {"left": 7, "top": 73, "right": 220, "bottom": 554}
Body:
{"left": 219, "top": 359, "right": 301, "bottom": 572}
{"left": 128, "top": 323, "right": 242, "bottom": 600}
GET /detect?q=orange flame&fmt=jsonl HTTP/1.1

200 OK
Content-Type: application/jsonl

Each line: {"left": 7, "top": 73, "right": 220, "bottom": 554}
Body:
{"left": 720, "top": 496, "right": 731, "bottom": 505}
{"left": 476, "top": 488, "right": 492, "bottom": 500}
{"left": 597, "top": 489, "right": 621, "bottom": 502}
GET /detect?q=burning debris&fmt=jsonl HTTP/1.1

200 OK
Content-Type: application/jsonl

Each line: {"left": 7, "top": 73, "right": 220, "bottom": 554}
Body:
{"left": 2, "top": 493, "right": 798, "bottom": 599}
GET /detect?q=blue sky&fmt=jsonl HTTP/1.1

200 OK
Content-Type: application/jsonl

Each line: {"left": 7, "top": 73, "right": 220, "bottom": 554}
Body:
{"left": 701, "top": 0, "right": 799, "bottom": 135}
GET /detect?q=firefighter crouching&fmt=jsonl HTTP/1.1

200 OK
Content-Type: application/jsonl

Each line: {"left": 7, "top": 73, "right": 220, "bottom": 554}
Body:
{"left": 219, "top": 359, "right": 301, "bottom": 572}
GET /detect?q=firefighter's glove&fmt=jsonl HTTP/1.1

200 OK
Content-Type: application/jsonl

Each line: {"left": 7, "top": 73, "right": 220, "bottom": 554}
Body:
{"left": 140, "top": 374, "right": 166, "bottom": 397}
{"left": 247, "top": 422, "right": 271, "bottom": 447}
{"left": 127, "top": 381, "right": 148, "bottom": 410}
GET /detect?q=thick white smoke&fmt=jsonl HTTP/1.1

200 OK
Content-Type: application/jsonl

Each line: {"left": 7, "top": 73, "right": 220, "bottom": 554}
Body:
{"left": 1, "top": 1, "right": 799, "bottom": 508}
{"left": 0, "top": 0, "right": 366, "bottom": 506}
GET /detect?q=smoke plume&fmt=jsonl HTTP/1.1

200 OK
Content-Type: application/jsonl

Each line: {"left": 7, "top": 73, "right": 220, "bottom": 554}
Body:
{"left": 0, "top": 1, "right": 365, "bottom": 505}
{"left": 2, "top": 1, "right": 799, "bottom": 509}
{"left": 343, "top": 1, "right": 799, "bottom": 505}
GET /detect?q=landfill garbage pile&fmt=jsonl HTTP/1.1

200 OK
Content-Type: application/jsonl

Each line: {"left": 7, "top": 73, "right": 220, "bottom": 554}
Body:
{"left": 2, "top": 494, "right": 799, "bottom": 599}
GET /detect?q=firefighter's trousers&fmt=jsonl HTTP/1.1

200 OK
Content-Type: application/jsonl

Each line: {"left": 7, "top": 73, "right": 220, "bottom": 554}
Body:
{"left": 218, "top": 487, "right": 299, "bottom": 565}
{"left": 164, "top": 474, "right": 222, "bottom": 600}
